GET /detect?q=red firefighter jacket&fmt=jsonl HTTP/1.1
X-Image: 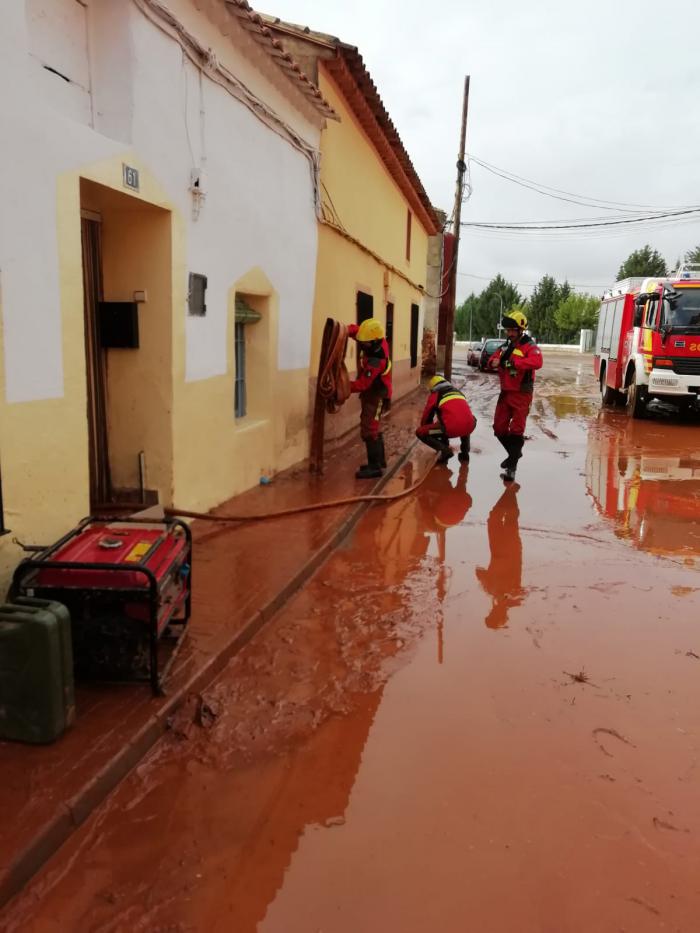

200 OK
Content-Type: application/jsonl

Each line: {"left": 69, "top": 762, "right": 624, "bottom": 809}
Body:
{"left": 488, "top": 334, "right": 542, "bottom": 393}
{"left": 348, "top": 325, "right": 393, "bottom": 397}
{"left": 420, "top": 379, "right": 475, "bottom": 437}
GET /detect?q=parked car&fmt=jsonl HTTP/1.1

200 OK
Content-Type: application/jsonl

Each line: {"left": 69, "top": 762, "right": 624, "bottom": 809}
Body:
{"left": 479, "top": 338, "right": 506, "bottom": 371}
{"left": 466, "top": 342, "right": 483, "bottom": 366}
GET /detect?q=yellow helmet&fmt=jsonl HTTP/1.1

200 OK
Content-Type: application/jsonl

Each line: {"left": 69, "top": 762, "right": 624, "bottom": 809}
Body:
{"left": 429, "top": 375, "right": 446, "bottom": 389}
{"left": 356, "top": 318, "right": 385, "bottom": 342}
{"left": 501, "top": 310, "right": 528, "bottom": 330}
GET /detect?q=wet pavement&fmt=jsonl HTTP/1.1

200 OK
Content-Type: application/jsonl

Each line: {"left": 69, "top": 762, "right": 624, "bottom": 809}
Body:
{"left": 5, "top": 351, "right": 700, "bottom": 932}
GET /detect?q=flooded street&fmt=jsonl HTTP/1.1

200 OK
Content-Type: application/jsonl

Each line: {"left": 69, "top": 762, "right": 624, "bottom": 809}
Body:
{"left": 6, "top": 352, "right": 700, "bottom": 933}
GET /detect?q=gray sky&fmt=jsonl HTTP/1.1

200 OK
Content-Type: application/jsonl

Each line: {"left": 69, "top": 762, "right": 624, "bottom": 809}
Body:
{"left": 263, "top": 0, "right": 700, "bottom": 302}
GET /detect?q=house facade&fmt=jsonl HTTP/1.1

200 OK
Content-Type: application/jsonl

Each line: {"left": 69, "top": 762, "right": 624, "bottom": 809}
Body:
{"left": 0, "top": 0, "right": 333, "bottom": 587}
{"left": 264, "top": 19, "right": 441, "bottom": 438}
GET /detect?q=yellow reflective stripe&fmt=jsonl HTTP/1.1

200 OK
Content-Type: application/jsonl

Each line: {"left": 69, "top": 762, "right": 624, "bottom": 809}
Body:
{"left": 385, "top": 359, "right": 392, "bottom": 374}
{"left": 374, "top": 401, "right": 383, "bottom": 420}
{"left": 438, "top": 392, "right": 463, "bottom": 406}
{"left": 512, "top": 348, "right": 524, "bottom": 357}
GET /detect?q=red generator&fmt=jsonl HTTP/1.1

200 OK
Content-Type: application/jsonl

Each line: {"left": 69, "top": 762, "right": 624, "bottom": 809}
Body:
{"left": 11, "top": 517, "right": 192, "bottom": 695}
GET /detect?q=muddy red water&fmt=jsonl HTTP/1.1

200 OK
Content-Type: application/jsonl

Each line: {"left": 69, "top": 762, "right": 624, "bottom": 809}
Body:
{"left": 5, "top": 353, "right": 700, "bottom": 933}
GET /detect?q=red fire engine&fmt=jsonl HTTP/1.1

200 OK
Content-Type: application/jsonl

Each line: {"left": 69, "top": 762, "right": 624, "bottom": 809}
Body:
{"left": 594, "top": 264, "right": 700, "bottom": 418}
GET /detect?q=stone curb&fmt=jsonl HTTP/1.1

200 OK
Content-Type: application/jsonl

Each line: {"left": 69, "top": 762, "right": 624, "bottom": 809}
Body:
{"left": 0, "top": 438, "right": 419, "bottom": 910}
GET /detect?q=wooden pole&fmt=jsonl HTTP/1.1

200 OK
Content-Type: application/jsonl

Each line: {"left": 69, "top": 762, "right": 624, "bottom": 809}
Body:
{"left": 443, "top": 75, "right": 470, "bottom": 381}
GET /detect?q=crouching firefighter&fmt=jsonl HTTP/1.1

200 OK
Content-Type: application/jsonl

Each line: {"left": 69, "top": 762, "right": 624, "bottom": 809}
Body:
{"left": 347, "top": 317, "right": 392, "bottom": 479}
{"left": 416, "top": 375, "right": 477, "bottom": 464}
{"left": 488, "top": 310, "right": 543, "bottom": 481}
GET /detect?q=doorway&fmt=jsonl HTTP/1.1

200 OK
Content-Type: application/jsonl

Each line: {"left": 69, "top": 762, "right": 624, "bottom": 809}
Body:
{"left": 81, "top": 213, "right": 111, "bottom": 507}
{"left": 80, "top": 179, "right": 173, "bottom": 510}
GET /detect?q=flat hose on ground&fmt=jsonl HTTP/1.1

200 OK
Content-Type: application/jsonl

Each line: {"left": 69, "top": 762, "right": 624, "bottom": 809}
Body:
{"left": 163, "top": 448, "right": 437, "bottom": 525}
{"left": 310, "top": 318, "right": 352, "bottom": 473}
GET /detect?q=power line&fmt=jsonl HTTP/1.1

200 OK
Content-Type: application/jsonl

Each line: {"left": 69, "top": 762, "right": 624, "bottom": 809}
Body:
{"left": 461, "top": 206, "right": 700, "bottom": 232}
{"left": 468, "top": 154, "right": 684, "bottom": 212}
{"left": 457, "top": 271, "right": 607, "bottom": 289}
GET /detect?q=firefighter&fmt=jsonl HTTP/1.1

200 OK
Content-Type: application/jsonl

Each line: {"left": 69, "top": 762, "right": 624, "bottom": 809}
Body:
{"left": 416, "top": 375, "right": 477, "bottom": 464}
{"left": 488, "top": 310, "right": 543, "bottom": 481}
{"left": 347, "top": 317, "right": 392, "bottom": 479}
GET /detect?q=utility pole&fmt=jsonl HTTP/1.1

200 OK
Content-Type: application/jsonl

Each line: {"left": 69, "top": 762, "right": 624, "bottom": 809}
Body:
{"left": 443, "top": 75, "right": 470, "bottom": 381}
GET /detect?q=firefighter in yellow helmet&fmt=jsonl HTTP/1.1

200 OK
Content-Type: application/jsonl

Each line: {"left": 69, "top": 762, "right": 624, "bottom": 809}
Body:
{"left": 487, "top": 309, "right": 543, "bottom": 481}
{"left": 347, "top": 317, "right": 393, "bottom": 479}
{"left": 416, "top": 375, "right": 477, "bottom": 463}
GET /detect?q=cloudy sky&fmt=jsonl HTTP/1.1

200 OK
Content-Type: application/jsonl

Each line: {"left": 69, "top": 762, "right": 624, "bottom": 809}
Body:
{"left": 263, "top": 0, "right": 700, "bottom": 302}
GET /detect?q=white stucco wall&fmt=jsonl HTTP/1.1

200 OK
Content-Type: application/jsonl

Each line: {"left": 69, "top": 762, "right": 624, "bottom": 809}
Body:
{"left": 0, "top": 0, "right": 321, "bottom": 403}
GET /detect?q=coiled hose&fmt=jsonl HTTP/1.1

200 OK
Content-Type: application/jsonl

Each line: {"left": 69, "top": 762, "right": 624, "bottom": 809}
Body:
{"left": 310, "top": 318, "right": 352, "bottom": 472}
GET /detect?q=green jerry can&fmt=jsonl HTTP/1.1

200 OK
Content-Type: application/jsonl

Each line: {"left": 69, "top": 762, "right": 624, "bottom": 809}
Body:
{"left": 0, "top": 601, "right": 75, "bottom": 744}
{"left": 15, "top": 597, "right": 75, "bottom": 727}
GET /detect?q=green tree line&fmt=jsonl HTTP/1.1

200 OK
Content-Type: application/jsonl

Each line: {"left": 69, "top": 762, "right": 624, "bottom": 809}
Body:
{"left": 455, "top": 244, "right": 700, "bottom": 345}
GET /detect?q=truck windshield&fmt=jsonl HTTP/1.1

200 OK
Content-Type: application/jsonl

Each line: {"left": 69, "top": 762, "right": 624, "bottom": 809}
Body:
{"left": 663, "top": 287, "right": 700, "bottom": 329}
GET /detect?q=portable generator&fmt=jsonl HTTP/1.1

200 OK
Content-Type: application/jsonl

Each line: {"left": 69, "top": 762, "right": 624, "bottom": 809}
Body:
{"left": 11, "top": 516, "right": 192, "bottom": 695}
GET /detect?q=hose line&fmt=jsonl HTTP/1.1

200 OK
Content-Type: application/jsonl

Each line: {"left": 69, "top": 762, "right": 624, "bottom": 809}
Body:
{"left": 163, "top": 449, "right": 437, "bottom": 526}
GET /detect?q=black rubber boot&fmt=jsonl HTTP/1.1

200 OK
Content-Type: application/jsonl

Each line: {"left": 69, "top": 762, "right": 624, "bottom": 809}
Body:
{"left": 417, "top": 431, "right": 452, "bottom": 462}
{"left": 378, "top": 435, "right": 387, "bottom": 469}
{"left": 356, "top": 439, "right": 384, "bottom": 479}
{"left": 458, "top": 435, "right": 471, "bottom": 463}
{"left": 500, "top": 436, "right": 524, "bottom": 481}
{"left": 496, "top": 434, "right": 511, "bottom": 468}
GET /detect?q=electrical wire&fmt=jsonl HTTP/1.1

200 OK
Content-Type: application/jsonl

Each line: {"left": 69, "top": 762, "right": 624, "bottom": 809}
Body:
{"left": 462, "top": 206, "right": 700, "bottom": 231}
{"left": 468, "top": 154, "right": 686, "bottom": 213}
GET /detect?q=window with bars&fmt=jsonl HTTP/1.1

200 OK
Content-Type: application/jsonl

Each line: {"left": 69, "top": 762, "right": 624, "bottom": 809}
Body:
{"left": 410, "top": 303, "right": 420, "bottom": 368}
{"left": 234, "top": 322, "right": 246, "bottom": 418}
{"left": 234, "top": 295, "right": 262, "bottom": 420}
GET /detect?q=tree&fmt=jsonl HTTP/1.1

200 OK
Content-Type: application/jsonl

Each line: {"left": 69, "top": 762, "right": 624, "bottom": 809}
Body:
{"left": 454, "top": 275, "right": 522, "bottom": 341}
{"left": 685, "top": 245, "right": 700, "bottom": 265}
{"left": 616, "top": 245, "right": 667, "bottom": 280}
{"left": 554, "top": 293, "right": 600, "bottom": 342}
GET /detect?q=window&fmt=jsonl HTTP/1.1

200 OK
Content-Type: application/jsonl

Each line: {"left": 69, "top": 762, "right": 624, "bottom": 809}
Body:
{"left": 234, "top": 295, "right": 262, "bottom": 420}
{"left": 234, "top": 323, "right": 246, "bottom": 418}
{"left": 188, "top": 273, "right": 207, "bottom": 316}
{"left": 0, "top": 461, "right": 6, "bottom": 534}
{"left": 386, "top": 303, "right": 394, "bottom": 357}
{"left": 26, "top": 0, "right": 92, "bottom": 126}
{"left": 356, "top": 291, "right": 373, "bottom": 325}
{"left": 410, "top": 303, "right": 420, "bottom": 368}
{"left": 406, "top": 209, "right": 412, "bottom": 262}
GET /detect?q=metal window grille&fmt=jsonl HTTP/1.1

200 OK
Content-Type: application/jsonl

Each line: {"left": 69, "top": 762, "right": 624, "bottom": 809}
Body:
{"left": 0, "top": 462, "right": 6, "bottom": 534}
{"left": 234, "top": 322, "right": 246, "bottom": 418}
{"left": 356, "top": 291, "right": 374, "bottom": 325}
{"left": 410, "top": 303, "right": 420, "bottom": 368}
{"left": 188, "top": 273, "right": 207, "bottom": 316}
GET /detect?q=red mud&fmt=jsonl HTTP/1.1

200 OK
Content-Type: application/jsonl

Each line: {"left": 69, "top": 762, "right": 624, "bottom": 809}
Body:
{"left": 4, "top": 354, "right": 700, "bottom": 933}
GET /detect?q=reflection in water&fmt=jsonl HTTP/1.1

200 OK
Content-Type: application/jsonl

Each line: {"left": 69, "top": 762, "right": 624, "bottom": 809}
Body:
{"left": 419, "top": 464, "right": 472, "bottom": 661}
{"left": 586, "top": 414, "right": 700, "bottom": 558}
{"left": 475, "top": 484, "right": 525, "bottom": 629}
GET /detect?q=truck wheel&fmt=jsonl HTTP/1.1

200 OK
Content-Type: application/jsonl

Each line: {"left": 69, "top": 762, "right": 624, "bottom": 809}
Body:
{"left": 600, "top": 373, "right": 618, "bottom": 406}
{"left": 625, "top": 371, "right": 647, "bottom": 419}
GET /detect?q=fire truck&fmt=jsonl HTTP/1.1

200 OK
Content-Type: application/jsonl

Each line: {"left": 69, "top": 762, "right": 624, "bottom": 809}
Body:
{"left": 594, "top": 264, "right": 700, "bottom": 418}
{"left": 586, "top": 417, "right": 700, "bottom": 557}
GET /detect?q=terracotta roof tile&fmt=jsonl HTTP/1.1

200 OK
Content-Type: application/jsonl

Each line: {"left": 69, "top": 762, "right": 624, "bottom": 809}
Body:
{"left": 221, "top": 1, "right": 337, "bottom": 120}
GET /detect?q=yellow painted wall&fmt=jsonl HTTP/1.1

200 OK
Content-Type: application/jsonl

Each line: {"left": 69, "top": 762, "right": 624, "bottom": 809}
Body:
{"left": 316, "top": 65, "right": 430, "bottom": 303}
{"left": 308, "top": 65, "right": 430, "bottom": 440}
